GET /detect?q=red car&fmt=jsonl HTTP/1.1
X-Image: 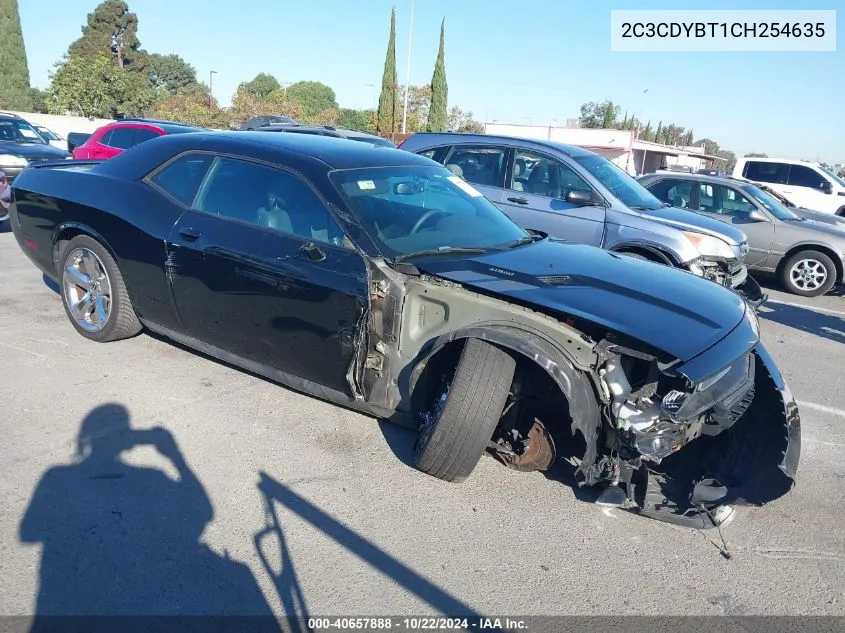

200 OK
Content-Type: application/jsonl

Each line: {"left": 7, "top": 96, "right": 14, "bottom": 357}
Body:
{"left": 71, "top": 119, "right": 204, "bottom": 160}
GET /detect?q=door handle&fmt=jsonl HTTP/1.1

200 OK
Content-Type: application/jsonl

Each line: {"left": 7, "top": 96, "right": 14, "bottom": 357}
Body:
{"left": 507, "top": 197, "right": 529, "bottom": 205}
{"left": 179, "top": 227, "right": 202, "bottom": 241}
{"left": 299, "top": 241, "right": 326, "bottom": 262}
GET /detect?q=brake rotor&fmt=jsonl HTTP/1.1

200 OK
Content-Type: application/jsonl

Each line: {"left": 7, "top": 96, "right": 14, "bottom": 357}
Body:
{"left": 495, "top": 419, "right": 556, "bottom": 472}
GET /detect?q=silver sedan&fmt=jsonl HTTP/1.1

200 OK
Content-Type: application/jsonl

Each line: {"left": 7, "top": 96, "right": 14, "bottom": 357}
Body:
{"left": 639, "top": 172, "right": 845, "bottom": 297}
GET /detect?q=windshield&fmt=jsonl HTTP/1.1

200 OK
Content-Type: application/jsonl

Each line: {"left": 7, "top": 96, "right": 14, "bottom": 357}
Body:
{"left": 820, "top": 165, "right": 845, "bottom": 188}
{"left": 0, "top": 119, "right": 46, "bottom": 144}
{"left": 572, "top": 154, "right": 663, "bottom": 210}
{"left": 36, "top": 127, "right": 59, "bottom": 141}
{"left": 742, "top": 184, "right": 799, "bottom": 221}
{"left": 329, "top": 164, "right": 529, "bottom": 258}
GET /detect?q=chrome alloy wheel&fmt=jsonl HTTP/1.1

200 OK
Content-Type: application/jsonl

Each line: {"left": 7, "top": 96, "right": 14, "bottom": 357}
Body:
{"left": 789, "top": 258, "right": 828, "bottom": 292}
{"left": 62, "top": 247, "right": 112, "bottom": 332}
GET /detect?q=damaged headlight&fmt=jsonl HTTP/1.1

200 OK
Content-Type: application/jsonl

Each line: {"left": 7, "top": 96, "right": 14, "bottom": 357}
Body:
{"left": 683, "top": 231, "right": 737, "bottom": 261}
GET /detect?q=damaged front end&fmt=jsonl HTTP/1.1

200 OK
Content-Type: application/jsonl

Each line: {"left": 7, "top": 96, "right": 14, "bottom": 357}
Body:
{"left": 582, "top": 315, "right": 800, "bottom": 529}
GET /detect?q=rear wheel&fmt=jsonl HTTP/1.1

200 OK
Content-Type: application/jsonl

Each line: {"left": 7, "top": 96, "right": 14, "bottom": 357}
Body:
{"left": 780, "top": 249, "right": 837, "bottom": 297}
{"left": 58, "top": 235, "right": 142, "bottom": 342}
{"left": 415, "top": 338, "right": 516, "bottom": 483}
{"left": 836, "top": 207, "right": 845, "bottom": 217}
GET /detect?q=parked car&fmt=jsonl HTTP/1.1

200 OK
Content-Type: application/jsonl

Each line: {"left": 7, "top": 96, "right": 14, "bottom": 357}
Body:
{"left": 733, "top": 156, "right": 845, "bottom": 216}
{"left": 34, "top": 125, "right": 69, "bottom": 151}
{"left": 736, "top": 177, "right": 845, "bottom": 229}
{"left": 639, "top": 172, "right": 845, "bottom": 297}
{"left": 72, "top": 118, "right": 204, "bottom": 160}
{"left": 8, "top": 131, "right": 799, "bottom": 528}
{"left": 0, "top": 112, "right": 71, "bottom": 192}
{"left": 66, "top": 132, "right": 92, "bottom": 153}
{"left": 239, "top": 114, "right": 297, "bottom": 130}
{"left": 260, "top": 123, "right": 396, "bottom": 148}
{"left": 399, "top": 132, "right": 764, "bottom": 306}
{"left": 0, "top": 170, "right": 9, "bottom": 222}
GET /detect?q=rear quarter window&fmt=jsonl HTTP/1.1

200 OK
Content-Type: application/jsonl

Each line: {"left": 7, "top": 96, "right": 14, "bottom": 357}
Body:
{"left": 148, "top": 154, "right": 214, "bottom": 206}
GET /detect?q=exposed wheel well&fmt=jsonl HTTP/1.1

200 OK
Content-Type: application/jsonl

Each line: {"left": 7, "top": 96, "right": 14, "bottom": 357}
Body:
{"left": 836, "top": 206, "right": 845, "bottom": 217}
{"left": 613, "top": 245, "right": 675, "bottom": 266}
{"left": 777, "top": 244, "right": 844, "bottom": 284}
{"left": 413, "top": 339, "right": 588, "bottom": 471}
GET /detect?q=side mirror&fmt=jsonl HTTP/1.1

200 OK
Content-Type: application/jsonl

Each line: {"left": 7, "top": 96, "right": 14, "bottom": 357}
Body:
{"left": 564, "top": 189, "right": 598, "bottom": 206}
{"left": 748, "top": 210, "right": 769, "bottom": 222}
{"left": 821, "top": 181, "right": 833, "bottom": 194}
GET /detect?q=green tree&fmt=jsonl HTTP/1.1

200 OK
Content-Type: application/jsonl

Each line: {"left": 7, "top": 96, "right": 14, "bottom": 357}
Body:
{"left": 68, "top": 0, "right": 147, "bottom": 71}
{"left": 240, "top": 72, "right": 281, "bottom": 99}
{"left": 427, "top": 19, "right": 448, "bottom": 132}
{"left": 47, "top": 54, "right": 128, "bottom": 118}
{"left": 0, "top": 0, "right": 32, "bottom": 110}
{"left": 286, "top": 81, "right": 338, "bottom": 122}
{"left": 641, "top": 120, "right": 652, "bottom": 141}
{"left": 654, "top": 121, "right": 663, "bottom": 144}
{"left": 579, "top": 100, "right": 620, "bottom": 128}
{"left": 148, "top": 53, "right": 197, "bottom": 95}
{"left": 447, "top": 106, "right": 483, "bottom": 133}
{"left": 29, "top": 88, "right": 48, "bottom": 113}
{"left": 338, "top": 108, "right": 375, "bottom": 132}
{"left": 376, "top": 7, "right": 398, "bottom": 136}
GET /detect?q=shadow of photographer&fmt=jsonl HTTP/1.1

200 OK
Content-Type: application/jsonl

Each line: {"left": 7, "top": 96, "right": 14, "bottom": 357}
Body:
{"left": 19, "top": 403, "right": 281, "bottom": 631}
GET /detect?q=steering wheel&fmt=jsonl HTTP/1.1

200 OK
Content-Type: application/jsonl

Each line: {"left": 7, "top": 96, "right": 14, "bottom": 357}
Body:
{"left": 410, "top": 209, "right": 448, "bottom": 234}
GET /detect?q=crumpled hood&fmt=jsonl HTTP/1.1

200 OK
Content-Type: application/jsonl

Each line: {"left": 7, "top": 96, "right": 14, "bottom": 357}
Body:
{"left": 0, "top": 140, "right": 70, "bottom": 160}
{"left": 414, "top": 239, "right": 748, "bottom": 362}
{"left": 637, "top": 205, "right": 747, "bottom": 246}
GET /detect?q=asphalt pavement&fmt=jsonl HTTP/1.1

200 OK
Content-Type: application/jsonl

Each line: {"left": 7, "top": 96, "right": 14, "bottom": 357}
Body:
{"left": 0, "top": 226, "right": 842, "bottom": 619}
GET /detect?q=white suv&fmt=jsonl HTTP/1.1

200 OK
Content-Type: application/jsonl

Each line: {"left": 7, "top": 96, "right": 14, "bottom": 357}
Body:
{"left": 733, "top": 157, "right": 845, "bottom": 216}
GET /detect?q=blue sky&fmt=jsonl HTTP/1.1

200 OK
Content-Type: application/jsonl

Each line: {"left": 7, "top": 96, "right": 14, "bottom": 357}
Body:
{"left": 18, "top": 0, "right": 844, "bottom": 163}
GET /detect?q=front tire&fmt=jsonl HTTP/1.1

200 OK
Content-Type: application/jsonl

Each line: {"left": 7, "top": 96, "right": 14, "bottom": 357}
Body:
{"left": 780, "top": 249, "right": 837, "bottom": 297}
{"left": 414, "top": 338, "right": 516, "bottom": 483}
{"left": 58, "top": 235, "right": 142, "bottom": 342}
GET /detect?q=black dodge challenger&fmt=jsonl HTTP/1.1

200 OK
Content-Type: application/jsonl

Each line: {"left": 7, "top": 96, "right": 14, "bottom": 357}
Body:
{"left": 8, "top": 130, "right": 800, "bottom": 528}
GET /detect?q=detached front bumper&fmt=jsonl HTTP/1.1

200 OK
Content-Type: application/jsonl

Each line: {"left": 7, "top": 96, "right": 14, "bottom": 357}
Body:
{"left": 633, "top": 343, "right": 800, "bottom": 529}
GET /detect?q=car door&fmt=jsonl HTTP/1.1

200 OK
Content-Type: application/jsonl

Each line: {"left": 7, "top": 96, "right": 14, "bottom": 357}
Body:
{"left": 783, "top": 164, "right": 834, "bottom": 213}
{"left": 694, "top": 182, "right": 774, "bottom": 268}
{"left": 165, "top": 154, "right": 369, "bottom": 394}
{"left": 742, "top": 160, "right": 790, "bottom": 200}
{"left": 497, "top": 148, "right": 606, "bottom": 245}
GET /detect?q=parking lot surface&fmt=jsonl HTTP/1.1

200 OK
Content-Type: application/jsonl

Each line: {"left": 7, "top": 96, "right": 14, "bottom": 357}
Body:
{"left": 0, "top": 227, "right": 843, "bottom": 617}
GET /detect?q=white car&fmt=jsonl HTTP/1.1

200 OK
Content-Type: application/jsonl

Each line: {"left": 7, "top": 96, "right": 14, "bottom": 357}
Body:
{"left": 733, "top": 156, "right": 845, "bottom": 217}
{"left": 34, "top": 126, "right": 69, "bottom": 152}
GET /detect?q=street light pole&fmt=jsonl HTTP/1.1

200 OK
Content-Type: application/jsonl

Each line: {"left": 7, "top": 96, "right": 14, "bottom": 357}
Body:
{"left": 209, "top": 70, "right": 217, "bottom": 108}
{"left": 401, "top": 0, "right": 414, "bottom": 134}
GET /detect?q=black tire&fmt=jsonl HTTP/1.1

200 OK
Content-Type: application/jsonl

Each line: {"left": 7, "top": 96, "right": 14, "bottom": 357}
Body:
{"left": 621, "top": 252, "right": 651, "bottom": 261}
{"left": 58, "top": 235, "right": 143, "bottom": 342}
{"left": 779, "top": 249, "right": 837, "bottom": 297}
{"left": 414, "top": 338, "right": 516, "bottom": 483}
{"left": 836, "top": 207, "right": 845, "bottom": 217}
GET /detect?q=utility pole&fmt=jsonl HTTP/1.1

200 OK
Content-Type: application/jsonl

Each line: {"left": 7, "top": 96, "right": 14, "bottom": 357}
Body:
{"left": 209, "top": 70, "right": 217, "bottom": 108}
{"left": 401, "top": 0, "right": 414, "bottom": 134}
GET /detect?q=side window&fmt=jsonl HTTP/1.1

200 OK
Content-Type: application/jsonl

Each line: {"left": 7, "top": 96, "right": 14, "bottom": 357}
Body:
{"left": 104, "top": 127, "right": 137, "bottom": 150}
{"left": 196, "top": 156, "right": 346, "bottom": 247}
{"left": 743, "top": 161, "right": 789, "bottom": 184}
{"left": 98, "top": 130, "right": 114, "bottom": 146}
{"left": 416, "top": 145, "right": 451, "bottom": 165}
{"left": 648, "top": 179, "right": 693, "bottom": 208}
{"left": 133, "top": 128, "right": 160, "bottom": 146}
{"left": 418, "top": 148, "right": 438, "bottom": 159}
{"left": 700, "top": 183, "right": 756, "bottom": 215}
{"left": 442, "top": 145, "right": 506, "bottom": 188}
{"left": 510, "top": 149, "right": 592, "bottom": 199}
{"left": 787, "top": 165, "right": 826, "bottom": 189}
{"left": 148, "top": 153, "right": 214, "bottom": 206}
